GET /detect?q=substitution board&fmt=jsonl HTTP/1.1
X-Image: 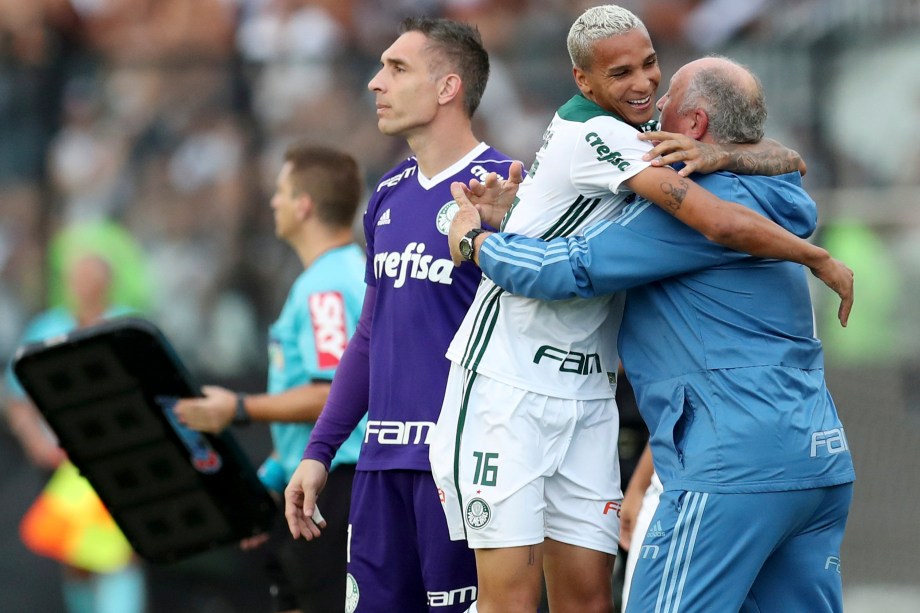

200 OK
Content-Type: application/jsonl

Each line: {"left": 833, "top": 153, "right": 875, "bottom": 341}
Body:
{"left": 12, "top": 317, "right": 277, "bottom": 563}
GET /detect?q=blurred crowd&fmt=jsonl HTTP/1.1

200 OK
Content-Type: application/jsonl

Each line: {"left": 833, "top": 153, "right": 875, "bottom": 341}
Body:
{"left": 0, "top": 0, "right": 563, "bottom": 381}
{"left": 2, "top": 2, "right": 920, "bottom": 611}
{"left": 2, "top": 0, "right": 919, "bottom": 381}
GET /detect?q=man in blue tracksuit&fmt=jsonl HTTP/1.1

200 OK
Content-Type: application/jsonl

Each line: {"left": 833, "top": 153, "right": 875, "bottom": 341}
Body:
{"left": 452, "top": 56, "right": 855, "bottom": 612}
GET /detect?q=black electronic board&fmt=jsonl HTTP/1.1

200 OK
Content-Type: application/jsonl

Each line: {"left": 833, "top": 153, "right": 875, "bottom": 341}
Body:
{"left": 12, "top": 317, "right": 277, "bottom": 563}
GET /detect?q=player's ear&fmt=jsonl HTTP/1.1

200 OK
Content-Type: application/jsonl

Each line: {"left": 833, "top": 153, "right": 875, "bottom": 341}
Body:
{"left": 438, "top": 73, "right": 462, "bottom": 106}
{"left": 573, "top": 66, "right": 592, "bottom": 97}
{"left": 297, "top": 193, "right": 314, "bottom": 221}
{"left": 689, "top": 108, "right": 708, "bottom": 141}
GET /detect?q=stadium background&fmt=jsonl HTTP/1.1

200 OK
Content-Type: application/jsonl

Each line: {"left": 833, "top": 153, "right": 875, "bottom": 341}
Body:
{"left": 1, "top": 0, "right": 918, "bottom": 610}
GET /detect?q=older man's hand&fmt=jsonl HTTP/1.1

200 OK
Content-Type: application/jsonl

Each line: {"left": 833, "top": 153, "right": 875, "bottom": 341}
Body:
{"left": 810, "top": 257, "right": 854, "bottom": 328}
{"left": 639, "top": 130, "right": 727, "bottom": 176}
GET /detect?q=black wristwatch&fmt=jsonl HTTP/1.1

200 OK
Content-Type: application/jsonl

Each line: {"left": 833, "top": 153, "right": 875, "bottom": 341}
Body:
{"left": 459, "top": 228, "right": 486, "bottom": 262}
{"left": 233, "top": 393, "right": 251, "bottom": 425}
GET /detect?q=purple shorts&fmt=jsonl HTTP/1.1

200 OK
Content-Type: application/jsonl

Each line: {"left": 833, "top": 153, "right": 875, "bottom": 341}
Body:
{"left": 346, "top": 470, "right": 478, "bottom": 613}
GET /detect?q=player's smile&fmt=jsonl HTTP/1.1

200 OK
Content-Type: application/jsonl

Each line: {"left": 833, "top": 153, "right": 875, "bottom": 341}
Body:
{"left": 628, "top": 95, "right": 653, "bottom": 111}
{"left": 573, "top": 27, "right": 661, "bottom": 127}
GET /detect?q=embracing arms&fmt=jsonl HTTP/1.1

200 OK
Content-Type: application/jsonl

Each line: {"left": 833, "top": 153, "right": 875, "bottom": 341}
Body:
{"left": 639, "top": 131, "right": 807, "bottom": 177}
{"left": 448, "top": 142, "right": 852, "bottom": 325}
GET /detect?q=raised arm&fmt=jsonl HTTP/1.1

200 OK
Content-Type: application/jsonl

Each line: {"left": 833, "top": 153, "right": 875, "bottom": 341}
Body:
{"left": 625, "top": 165, "right": 852, "bottom": 326}
{"left": 639, "top": 131, "right": 806, "bottom": 177}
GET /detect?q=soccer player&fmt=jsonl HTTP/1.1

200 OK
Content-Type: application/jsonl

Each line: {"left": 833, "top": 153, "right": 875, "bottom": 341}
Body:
{"left": 175, "top": 144, "right": 366, "bottom": 612}
{"left": 429, "top": 6, "right": 853, "bottom": 613}
{"left": 452, "top": 54, "right": 855, "bottom": 613}
{"left": 282, "top": 18, "right": 516, "bottom": 613}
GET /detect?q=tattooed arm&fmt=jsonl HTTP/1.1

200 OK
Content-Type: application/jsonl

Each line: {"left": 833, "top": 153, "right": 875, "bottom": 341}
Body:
{"left": 626, "top": 165, "right": 816, "bottom": 256}
{"left": 624, "top": 165, "right": 852, "bottom": 325}
{"left": 638, "top": 131, "right": 806, "bottom": 177}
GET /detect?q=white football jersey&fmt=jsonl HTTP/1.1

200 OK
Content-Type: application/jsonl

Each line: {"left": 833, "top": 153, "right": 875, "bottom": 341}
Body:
{"left": 446, "top": 95, "right": 653, "bottom": 399}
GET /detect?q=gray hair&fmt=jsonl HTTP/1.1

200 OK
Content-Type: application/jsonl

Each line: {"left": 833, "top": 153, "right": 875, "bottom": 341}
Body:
{"left": 567, "top": 5, "right": 647, "bottom": 70}
{"left": 679, "top": 57, "right": 767, "bottom": 143}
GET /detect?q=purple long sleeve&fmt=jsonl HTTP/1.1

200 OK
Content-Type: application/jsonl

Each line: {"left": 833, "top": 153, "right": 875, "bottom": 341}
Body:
{"left": 301, "top": 285, "right": 373, "bottom": 470}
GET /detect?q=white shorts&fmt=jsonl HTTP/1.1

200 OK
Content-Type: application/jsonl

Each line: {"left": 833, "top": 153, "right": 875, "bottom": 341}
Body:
{"left": 429, "top": 363, "right": 622, "bottom": 554}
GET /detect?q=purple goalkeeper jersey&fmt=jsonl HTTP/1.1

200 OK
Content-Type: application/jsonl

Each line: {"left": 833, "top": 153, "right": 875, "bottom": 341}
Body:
{"left": 359, "top": 143, "right": 514, "bottom": 471}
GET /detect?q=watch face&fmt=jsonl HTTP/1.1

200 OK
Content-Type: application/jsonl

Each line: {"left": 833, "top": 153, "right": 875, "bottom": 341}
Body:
{"left": 459, "top": 238, "right": 473, "bottom": 260}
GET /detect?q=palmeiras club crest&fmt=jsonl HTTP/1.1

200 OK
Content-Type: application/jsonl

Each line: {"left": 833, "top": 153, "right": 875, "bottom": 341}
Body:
{"left": 466, "top": 498, "right": 491, "bottom": 530}
{"left": 436, "top": 201, "right": 459, "bottom": 235}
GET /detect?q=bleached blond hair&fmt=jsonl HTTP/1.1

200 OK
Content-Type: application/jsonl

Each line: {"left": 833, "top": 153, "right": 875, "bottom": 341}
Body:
{"left": 567, "top": 5, "right": 648, "bottom": 70}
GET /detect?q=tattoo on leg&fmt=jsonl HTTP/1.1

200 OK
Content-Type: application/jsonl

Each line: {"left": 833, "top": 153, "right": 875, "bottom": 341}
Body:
{"left": 529, "top": 545, "right": 536, "bottom": 566}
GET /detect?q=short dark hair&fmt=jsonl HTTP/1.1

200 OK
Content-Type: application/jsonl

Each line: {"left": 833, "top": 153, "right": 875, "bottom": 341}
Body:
{"left": 284, "top": 144, "right": 362, "bottom": 228}
{"left": 398, "top": 17, "right": 490, "bottom": 118}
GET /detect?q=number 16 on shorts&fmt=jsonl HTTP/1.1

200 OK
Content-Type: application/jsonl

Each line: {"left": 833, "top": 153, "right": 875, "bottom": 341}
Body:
{"left": 472, "top": 451, "right": 499, "bottom": 486}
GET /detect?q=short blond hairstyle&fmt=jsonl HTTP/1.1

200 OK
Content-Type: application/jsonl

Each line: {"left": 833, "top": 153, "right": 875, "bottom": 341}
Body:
{"left": 567, "top": 5, "right": 647, "bottom": 70}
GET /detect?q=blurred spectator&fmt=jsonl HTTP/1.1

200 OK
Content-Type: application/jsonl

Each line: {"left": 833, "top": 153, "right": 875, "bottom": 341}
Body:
{"left": 349, "top": 0, "right": 440, "bottom": 61}
{"left": 47, "top": 76, "right": 131, "bottom": 222}
{"left": 0, "top": 0, "right": 80, "bottom": 182}
{"left": 0, "top": 183, "right": 45, "bottom": 364}
{"left": 238, "top": 0, "right": 345, "bottom": 133}
{"left": 47, "top": 221, "right": 151, "bottom": 313}
{"left": 71, "top": 0, "right": 235, "bottom": 62}
{"left": 826, "top": 33, "right": 920, "bottom": 187}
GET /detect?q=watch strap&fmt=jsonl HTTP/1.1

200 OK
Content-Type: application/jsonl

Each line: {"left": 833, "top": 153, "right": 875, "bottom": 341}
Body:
{"left": 461, "top": 228, "right": 486, "bottom": 261}
{"left": 233, "top": 393, "right": 251, "bottom": 425}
